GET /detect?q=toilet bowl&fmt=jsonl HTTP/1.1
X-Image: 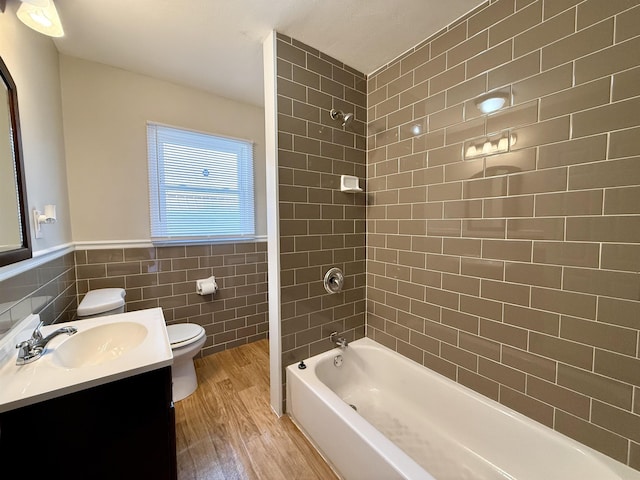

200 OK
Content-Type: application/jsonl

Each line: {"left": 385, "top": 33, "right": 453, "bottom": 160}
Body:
{"left": 166, "top": 323, "right": 206, "bottom": 401}
{"left": 78, "top": 288, "right": 206, "bottom": 402}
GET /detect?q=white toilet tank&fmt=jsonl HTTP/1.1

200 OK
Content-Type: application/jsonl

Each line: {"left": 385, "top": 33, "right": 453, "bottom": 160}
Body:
{"left": 77, "top": 288, "right": 126, "bottom": 318}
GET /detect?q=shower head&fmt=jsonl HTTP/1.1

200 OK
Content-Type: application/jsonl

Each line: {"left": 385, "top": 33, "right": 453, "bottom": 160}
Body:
{"left": 341, "top": 112, "right": 354, "bottom": 127}
{"left": 330, "top": 109, "right": 354, "bottom": 128}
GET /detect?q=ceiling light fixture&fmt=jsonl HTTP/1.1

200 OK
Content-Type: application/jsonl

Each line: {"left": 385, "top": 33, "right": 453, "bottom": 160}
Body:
{"left": 17, "top": 0, "right": 64, "bottom": 37}
{"left": 474, "top": 92, "right": 509, "bottom": 114}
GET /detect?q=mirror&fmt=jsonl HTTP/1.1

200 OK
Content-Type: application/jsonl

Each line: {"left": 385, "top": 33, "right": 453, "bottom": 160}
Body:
{"left": 0, "top": 55, "right": 31, "bottom": 267}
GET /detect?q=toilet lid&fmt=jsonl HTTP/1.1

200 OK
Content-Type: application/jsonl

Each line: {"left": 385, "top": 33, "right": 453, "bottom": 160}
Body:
{"left": 167, "top": 323, "right": 204, "bottom": 346}
{"left": 77, "top": 288, "right": 126, "bottom": 316}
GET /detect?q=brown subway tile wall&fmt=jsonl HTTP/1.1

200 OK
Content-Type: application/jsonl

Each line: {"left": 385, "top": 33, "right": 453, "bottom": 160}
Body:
{"left": 74, "top": 242, "right": 268, "bottom": 356}
{"left": 367, "top": 0, "right": 640, "bottom": 469}
{"left": 0, "top": 253, "right": 77, "bottom": 336}
{"left": 276, "top": 33, "right": 367, "bottom": 382}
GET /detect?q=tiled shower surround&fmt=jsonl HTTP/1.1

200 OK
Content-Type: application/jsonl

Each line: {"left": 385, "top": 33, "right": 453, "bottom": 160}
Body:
{"left": 75, "top": 242, "right": 268, "bottom": 356}
{"left": 275, "top": 33, "right": 368, "bottom": 370}
{"left": 366, "top": 0, "right": 640, "bottom": 469}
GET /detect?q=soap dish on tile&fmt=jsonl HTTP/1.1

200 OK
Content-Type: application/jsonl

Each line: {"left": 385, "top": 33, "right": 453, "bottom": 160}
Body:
{"left": 340, "top": 175, "right": 362, "bottom": 192}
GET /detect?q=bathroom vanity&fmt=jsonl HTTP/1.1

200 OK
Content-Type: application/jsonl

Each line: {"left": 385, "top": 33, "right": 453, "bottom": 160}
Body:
{"left": 0, "top": 366, "right": 176, "bottom": 479}
{"left": 0, "top": 309, "right": 176, "bottom": 479}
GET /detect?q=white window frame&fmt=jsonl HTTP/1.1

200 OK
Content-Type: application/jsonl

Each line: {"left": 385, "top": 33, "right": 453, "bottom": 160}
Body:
{"left": 147, "top": 122, "right": 256, "bottom": 245}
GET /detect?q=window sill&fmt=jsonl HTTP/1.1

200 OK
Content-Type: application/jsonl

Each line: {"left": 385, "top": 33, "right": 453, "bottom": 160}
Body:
{"left": 150, "top": 235, "right": 267, "bottom": 247}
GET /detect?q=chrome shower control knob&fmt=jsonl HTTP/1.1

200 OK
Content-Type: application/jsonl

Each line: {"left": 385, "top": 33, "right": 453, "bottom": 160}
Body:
{"left": 324, "top": 267, "right": 344, "bottom": 294}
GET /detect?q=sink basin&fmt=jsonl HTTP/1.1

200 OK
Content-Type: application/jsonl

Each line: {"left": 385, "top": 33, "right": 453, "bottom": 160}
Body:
{"left": 51, "top": 322, "right": 148, "bottom": 368}
{"left": 0, "top": 308, "right": 172, "bottom": 414}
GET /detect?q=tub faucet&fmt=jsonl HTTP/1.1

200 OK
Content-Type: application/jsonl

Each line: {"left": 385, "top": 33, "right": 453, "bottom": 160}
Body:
{"left": 15, "top": 321, "right": 77, "bottom": 365}
{"left": 330, "top": 331, "right": 348, "bottom": 349}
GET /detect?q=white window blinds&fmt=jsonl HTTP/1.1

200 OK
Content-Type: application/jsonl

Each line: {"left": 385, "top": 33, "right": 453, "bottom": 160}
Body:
{"left": 147, "top": 123, "right": 255, "bottom": 243}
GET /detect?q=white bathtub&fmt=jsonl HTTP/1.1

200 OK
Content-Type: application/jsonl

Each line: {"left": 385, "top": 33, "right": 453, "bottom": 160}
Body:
{"left": 286, "top": 337, "right": 640, "bottom": 480}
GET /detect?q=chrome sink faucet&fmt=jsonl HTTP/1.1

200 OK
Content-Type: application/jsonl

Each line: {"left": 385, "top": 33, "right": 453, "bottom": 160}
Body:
{"left": 15, "top": 321, "right": 77, "bottom": 365}
{"left": 330, "top": 331, "right": 348, "bottom": 349}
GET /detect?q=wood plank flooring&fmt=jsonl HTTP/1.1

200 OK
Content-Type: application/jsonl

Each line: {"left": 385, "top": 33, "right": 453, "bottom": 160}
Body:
{"left": 175, "top": 339, "right": 339, "bottom": 480}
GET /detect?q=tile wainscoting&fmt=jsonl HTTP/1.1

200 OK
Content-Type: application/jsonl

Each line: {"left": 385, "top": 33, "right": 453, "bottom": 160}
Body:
{"left": 0, "top": 252, "right": 77, "bottom": 336}
{"left": 75, "top": 241, "right": 269, "bottom": 356}
{"left": 0, "top": 241, "right": 267, "bottom": 358}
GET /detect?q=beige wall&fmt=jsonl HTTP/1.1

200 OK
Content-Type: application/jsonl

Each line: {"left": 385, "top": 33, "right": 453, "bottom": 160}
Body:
{"left": 0, "top": 5, "right": 74, "bottom": 339}
{"left": 0, "top": 2, "right": 72, "bottom": 254}
{"left": 0, "top": 8, "right": 269, "bottom": 357}
{"left": 60, "top": 55, "right": 267, "bottom": 242}
{"left": 367, "top": 0, "right": 640, "bottom": 470}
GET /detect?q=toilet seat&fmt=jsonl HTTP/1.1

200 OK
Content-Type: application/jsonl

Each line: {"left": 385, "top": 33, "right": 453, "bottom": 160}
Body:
{"left": 167, "top": 323, "right": 205, "bottom": 349}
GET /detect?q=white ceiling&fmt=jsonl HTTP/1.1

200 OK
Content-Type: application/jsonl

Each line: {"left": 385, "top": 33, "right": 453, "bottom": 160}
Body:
{"left": 53, "top": 0, "right": 484, "bottom": 107}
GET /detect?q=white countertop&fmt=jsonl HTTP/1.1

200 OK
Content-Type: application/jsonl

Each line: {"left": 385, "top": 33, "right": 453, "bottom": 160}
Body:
{"left": 0, "top": 308, "right": 173, "bottom": 414}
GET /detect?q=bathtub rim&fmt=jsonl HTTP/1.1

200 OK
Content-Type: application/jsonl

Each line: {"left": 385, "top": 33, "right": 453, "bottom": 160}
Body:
{"left": 287, "top": 336, "right": 640, "bottom": 480}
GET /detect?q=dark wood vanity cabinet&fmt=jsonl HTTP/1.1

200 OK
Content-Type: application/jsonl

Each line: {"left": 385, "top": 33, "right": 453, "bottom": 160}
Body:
{"left": 0, "top": 366, "right": 177, "bottom": 480}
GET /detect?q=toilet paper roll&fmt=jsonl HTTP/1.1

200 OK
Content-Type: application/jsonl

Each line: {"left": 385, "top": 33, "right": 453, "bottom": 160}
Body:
{"left": 196, "top": 276, "right": 218, "bottom": 295}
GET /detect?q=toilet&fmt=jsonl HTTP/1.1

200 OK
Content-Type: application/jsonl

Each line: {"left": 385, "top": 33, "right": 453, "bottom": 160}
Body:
{"left": 77, "top": 288, "right": 206, "bottom": 402}
{"left": 166, "top": 323, "right": 206, "bottom": 401}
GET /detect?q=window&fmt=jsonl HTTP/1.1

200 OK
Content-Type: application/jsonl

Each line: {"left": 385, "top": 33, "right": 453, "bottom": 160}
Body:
{"left": 147, "top": 123, "right": 255, "bottom": 243}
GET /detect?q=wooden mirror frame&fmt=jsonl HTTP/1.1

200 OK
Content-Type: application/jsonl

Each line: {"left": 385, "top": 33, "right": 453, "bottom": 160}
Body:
{"left": 0, "top": 55, "right": 32, "bottom": 267}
